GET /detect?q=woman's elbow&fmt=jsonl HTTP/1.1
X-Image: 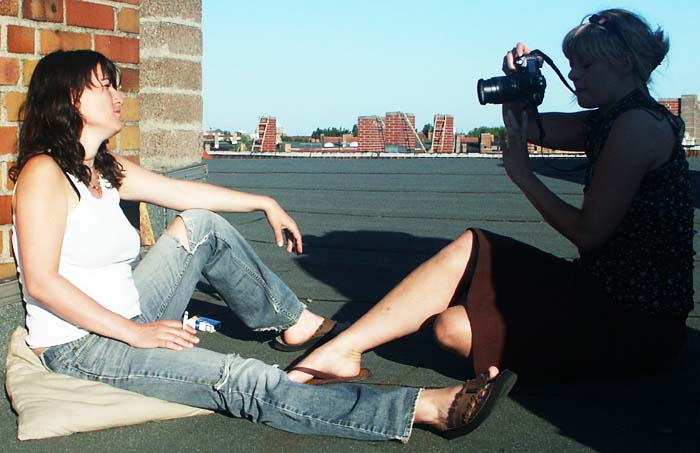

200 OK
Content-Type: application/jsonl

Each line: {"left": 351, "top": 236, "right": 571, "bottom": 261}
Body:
{"left": 572, "top": 229, "right": 611, "bottom": 253}
{"left": 23, "top": 273, "right": 61, "bottom": 303}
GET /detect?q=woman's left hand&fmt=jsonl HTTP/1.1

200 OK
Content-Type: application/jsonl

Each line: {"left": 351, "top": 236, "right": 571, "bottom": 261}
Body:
{"left": 264, "top": 200, "right": 303, "bottom": 254}
{"left": 502, "top": 109, "right": 532, "bottom": 184}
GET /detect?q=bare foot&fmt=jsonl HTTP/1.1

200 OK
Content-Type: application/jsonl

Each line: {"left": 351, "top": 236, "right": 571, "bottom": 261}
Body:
{"left": 281, "top": 309, "right": 325, "bottom": 346}
{"left": 415, "top": 366, "right": 500, "bottom": 430}
{"left": 287, "top": 339, "right": 364, "bottom": 383}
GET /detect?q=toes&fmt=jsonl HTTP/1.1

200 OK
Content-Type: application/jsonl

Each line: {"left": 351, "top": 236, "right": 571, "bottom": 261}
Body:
{"left": 487, "top": 366, "right": 500, "bottom": 380}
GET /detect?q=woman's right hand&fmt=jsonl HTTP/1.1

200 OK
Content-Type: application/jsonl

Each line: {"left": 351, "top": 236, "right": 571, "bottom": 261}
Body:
{"left": 502, "top": 42, "right": 532, "bottom": 74}
{"left": 127, "top": 320, "right": 200, "bottom": 351}
{"left": 501, "top": 42, "right": 532, "bottom": 121}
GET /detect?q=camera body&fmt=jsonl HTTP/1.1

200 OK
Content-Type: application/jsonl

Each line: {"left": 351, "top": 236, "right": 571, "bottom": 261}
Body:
{"left": 477, "top": 54, "right": 546, "bottom": 108}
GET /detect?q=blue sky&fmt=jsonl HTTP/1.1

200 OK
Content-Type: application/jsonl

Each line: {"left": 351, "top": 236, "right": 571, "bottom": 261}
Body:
{"left": 203, "top": 1, "right": 699, "bottom": 135}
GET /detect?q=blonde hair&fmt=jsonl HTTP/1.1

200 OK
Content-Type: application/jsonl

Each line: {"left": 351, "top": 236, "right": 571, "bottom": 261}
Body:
{"left": 562, "top": 9, "right": 669, "bottom": 85}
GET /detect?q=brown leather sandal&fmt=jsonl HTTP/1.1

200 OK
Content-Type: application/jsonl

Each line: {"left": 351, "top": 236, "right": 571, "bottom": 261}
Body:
{"left": 440, "top": 369, "right": 517, "bottom": 439}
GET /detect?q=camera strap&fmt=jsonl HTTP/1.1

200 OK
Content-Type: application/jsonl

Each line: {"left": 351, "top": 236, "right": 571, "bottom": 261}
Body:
{"left": 530, "top": 49, "right": 576, "bottom": 96}
{"left": 527, "top": 50, "right": 587, "bottom": 173}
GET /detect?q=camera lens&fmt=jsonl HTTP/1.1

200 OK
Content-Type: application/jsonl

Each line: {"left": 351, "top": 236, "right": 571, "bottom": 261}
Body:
{"left": 476, "top": 76, "right": 521, "bottom": 105}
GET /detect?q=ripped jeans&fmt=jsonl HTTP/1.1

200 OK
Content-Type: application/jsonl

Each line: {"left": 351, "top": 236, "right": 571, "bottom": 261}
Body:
{"left": 40, "top": 210, "right": 419, "bottom": 442}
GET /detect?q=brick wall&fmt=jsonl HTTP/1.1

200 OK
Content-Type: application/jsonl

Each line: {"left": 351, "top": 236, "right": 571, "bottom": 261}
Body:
{"left": 431, "top": 114, "right": 454, "bottom": 153}
{"left": 660, "top": 97, "right": 680, "bottom": 116}
{"left": 480, "top": 133, "right": 494, "bottom": 153}
{"left": 0, "top": 0, "right": 141, "bottom": 279}
{"left": 256, "top": 117, "right": 276, "bottom": 152}
{"left": 384, "top": 112, "right": 415, "bottom": 152}
{"left": 358, "top": 116, "right": 383, "bottom": 152}
{"left": 660, "top": 95, "right": 699, "bottom": 150}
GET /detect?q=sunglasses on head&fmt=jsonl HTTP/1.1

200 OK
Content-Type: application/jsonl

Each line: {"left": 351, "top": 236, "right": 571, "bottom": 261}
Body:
{"left": 587, "top": 13, "right": 630, "bottom": 51}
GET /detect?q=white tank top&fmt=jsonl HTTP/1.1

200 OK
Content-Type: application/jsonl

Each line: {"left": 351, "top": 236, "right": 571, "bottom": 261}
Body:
{"left": 12, "top": 173, "right": 141, "bottom": 348}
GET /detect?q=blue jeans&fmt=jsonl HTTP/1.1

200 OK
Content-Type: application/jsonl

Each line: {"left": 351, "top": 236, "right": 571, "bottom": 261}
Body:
{"left": 41, "top": 210, "right": 419, "bottom": 441}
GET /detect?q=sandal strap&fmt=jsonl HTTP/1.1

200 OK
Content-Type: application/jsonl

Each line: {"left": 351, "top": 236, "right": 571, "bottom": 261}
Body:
{"left": 462, "top": 372, "right": 491, "bottom": 393}
{"left": 449, "top": 373, "right": 494, "bottom": 427}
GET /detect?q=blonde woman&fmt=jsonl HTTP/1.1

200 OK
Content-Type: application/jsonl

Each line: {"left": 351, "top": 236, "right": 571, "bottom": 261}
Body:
{"left": 289, "top": 8, "right": 694, "bottom": 383}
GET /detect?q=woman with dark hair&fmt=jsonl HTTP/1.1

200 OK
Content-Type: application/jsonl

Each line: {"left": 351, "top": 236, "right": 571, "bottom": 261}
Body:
{"left": 289, "top": 8, "right": 695, "bottom": 383}
{"left": 10, "top": 49, "right": 515, "bottom": 442}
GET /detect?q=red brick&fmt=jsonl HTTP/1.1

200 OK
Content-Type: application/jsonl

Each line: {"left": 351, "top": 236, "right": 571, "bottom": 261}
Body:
{"left": 23, "top": 59, "right": 39, "bottom": 86}
{"left": 117, "top": 7, "right": 139, "bottom": 34}
{"left": 0, "top": 58, "right": 20, "bottom": 85}
{"left": 0, "top": 0, "right": 19, "bottom": 15}
{"left": 0, "top": 195, "right": 12, "bottom": 225}
{"left": 4, "top": 92, "right": 27, "bottom": 121}
{"left": 66, "top": 0, "right": 115, "bottom": 30}
{"left": 23, "top": 0, "right": 64, "bottom": 23}
{"left": 7, "top": 26, "right": 35, "bottom": 54}
{"left": 0, "top": 127, "right": 18, "bottom": 155}
{"left": 95, "top": 35, "right": 139, "bottom": 64}
{"left": 0, "top": 263, "right": 17, "bottom": 279}
{"left": 119, "top": 67, "right": 139, "bottom": 92}
{"left": 40, "top": 30, "right": 92, "bottom": 54}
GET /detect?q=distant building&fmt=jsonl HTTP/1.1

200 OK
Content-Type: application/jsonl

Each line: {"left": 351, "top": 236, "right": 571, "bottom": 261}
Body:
{"left": 321, "top": 136, "right": 342, "bottom": 147}
{"left": 358, "top": 112, "right": 422, "bottom": 153}
{"left": 252, "top": 117, "right": 277, "bottom": 152}
{"left": 660, "top": 94, "right": 699, "bottom": 151}
{"left": 358, "top": 116, "right": 385, "bottom": 153}
{"left": 480, "top": 133, "right": 496, "bottom": 153}
{"left": 456, "top": 135, "right": 479, "bottom": 153}
{"left": 203, "top": 129, "right": 238, "bottom": 151}
{"left": 320, "top": 135, "right": 358, "bottom": 149}
{"left": 384, "top": 112, "right": 416, "bottom": 153}
{"left": 430, "top": 114, "right": 455, "bottom": 153}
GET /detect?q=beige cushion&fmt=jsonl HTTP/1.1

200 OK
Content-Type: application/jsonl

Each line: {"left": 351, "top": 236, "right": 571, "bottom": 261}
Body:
{"left": 4, "top": 326, "right": 212, "bottom": 440}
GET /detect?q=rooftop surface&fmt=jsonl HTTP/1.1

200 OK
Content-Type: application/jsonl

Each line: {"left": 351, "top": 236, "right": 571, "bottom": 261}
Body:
{"left": 1, "top": 156, "right": 699, "bottom": 452}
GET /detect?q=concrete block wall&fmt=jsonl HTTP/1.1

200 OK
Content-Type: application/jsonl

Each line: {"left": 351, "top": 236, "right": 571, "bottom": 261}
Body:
{"left": 680, "top": 95, "right": 698, "bottom": 144}
{"left": 480, "top": 133, "right": 494, "bottom": 153}
{"left": 431, "top": 114, "right": 454, "bottom": 153}
{"left": 139, "top": 0, "right": 202, "bottom": 171}
{"left": 358, "top": 115, "right": 383, "bottom": 152}
{"left": 0, "top": 0, "right": 142, "bottom": 280}
{"left": 384, "top": 112, "right": 415, "bottom": 151}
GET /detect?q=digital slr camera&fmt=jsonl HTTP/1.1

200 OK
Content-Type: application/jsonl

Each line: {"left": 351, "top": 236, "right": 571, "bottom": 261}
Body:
{"left": 477, "top": 54, "right": 546, "bottom": 108}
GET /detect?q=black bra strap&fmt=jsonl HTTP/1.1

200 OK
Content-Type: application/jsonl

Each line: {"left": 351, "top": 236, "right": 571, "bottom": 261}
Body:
{"left": 62, "top": 171, "right": 81, "bottom": 200}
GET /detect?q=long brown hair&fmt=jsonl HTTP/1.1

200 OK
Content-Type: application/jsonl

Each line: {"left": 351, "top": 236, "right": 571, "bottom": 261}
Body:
{"left": 10, "top": 50, "right": 124, "bottom": 188}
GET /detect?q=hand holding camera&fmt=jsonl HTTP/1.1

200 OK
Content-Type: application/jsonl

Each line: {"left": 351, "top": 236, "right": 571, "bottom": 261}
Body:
{"left": 502, "top": 42, "right": 533, "bottom": 74}
{"left": 478, "top": 42, "right": 546, "bottom": 109}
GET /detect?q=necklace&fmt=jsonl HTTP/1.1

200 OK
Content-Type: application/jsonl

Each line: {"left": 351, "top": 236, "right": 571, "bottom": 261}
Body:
{"left": 89, "top": 173, "right": 102, "bottom": 193}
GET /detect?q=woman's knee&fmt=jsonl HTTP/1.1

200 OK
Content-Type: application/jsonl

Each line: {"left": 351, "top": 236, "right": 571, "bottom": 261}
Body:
{"left": 437, "top": 230, "right": 474, "bottom": 269}
{"left": 433, "top": 307, "right": 471, "bottom": 355}
{"left": 165, "top": 216, "right": 189, "bottom": 250}
{"left": 168, "top": 210, "right": 237, "bottom": 251}
{"left": 453, "top": 230, "right": 475, "bottom": 252}
{"left": 178, "top": 209, "right": 223, "bottom": 230}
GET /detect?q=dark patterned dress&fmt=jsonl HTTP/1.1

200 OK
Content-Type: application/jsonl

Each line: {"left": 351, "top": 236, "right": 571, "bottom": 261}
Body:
{"left": 577, "top": 89, "right": 695, "bottom": 318}
{"left": 462, "top": 90, "right": 695, "bottom": 379}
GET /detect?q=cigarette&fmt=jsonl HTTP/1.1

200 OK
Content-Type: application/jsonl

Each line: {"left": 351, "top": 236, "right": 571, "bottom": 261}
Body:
{"left": 182, "top": 310, "right": 188, "bottom": 329}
